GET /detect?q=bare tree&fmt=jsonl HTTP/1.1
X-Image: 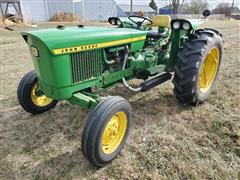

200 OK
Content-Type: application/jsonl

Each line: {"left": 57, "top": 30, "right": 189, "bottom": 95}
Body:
{"left": 168, "top": 0, "right": 185, "bottom": 14}
{"left": 185, "top": 0, "right": 208, "bottom": 14}
{"left": 212, "top": 2, "right": 232, "bottom": 17}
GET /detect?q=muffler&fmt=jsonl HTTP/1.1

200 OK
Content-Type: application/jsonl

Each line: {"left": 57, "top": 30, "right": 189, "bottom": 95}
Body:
{"left": 140, "top": 72, "right": 172, "bottom": 92}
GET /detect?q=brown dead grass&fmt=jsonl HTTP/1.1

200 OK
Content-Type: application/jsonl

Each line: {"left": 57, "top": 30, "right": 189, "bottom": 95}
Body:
{"left": 0, "top": 20, "right": 240, "bottom": 179}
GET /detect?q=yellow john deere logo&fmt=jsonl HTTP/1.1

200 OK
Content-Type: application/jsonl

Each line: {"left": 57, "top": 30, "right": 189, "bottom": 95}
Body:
{"left": 52, "top": 36, "right": 146, "bottom": 55}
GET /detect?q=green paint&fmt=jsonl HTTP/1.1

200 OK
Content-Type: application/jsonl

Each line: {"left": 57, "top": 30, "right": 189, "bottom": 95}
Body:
{"left": 68, "top": 92, "right": 99, "bottom": 109}
{"left": 21, "top": 17, "right": 204, "bottom": 109}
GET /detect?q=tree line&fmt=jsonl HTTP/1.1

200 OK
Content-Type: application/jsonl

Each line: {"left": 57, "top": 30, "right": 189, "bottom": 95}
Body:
{"left": 148, "top": 0, "right": 237, "bottom": 17}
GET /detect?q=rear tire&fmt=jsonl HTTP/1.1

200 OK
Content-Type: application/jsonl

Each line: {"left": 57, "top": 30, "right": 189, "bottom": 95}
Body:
{"left": 173, "top": 29, "right": 223, "bottom": 105}
{"left": 81, "top": 96, "right": 132, "bottom": 167}
{"left": 17, "top": 71, "right": 58, "bottom": 114}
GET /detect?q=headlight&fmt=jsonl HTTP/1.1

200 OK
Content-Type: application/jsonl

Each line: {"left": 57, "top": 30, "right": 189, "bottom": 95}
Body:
{"left": 173, "top": 21, "right": 181, "bottom": 29}
{"left": 110, "top": 19, "right": 116, "bottom": 25}
{"left": 183, "top": 22, "right": 191, "bottom": 30}
{"left": 116, "top": 19, "right": 122, "bottom": 26}
{"left": 31, "top": 46, "right": 39, "bottom": 57}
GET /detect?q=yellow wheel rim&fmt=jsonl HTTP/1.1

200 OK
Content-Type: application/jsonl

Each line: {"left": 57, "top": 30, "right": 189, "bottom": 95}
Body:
{"left": 102, "top": 111, "right": 127, "bottom": 154}
{"left": 199, "top": 47, "right": 220, "bottom": 93}
{"left": 31, "top": 82, "right": 54, "bottom": 107}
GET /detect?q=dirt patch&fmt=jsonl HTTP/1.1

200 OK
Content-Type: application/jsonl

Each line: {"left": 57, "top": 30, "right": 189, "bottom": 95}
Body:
{"left": 0, "top": 20, "right": 240, "bottom": 179}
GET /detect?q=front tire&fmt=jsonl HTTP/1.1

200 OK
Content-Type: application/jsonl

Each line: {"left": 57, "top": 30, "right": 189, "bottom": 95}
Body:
{"left": 173, "top": 29, "right": 223, "bottom": 105}
{"left": 17, "top": 71, "right": 58, "bottom": 114}
{"left": 81, "top": 96, "right": 132, "bottom": 167}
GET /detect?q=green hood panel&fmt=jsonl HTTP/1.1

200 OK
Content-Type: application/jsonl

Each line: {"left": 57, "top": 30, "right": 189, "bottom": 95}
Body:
{"left": 22, "top": 26, "right": 146, "bottom": 55}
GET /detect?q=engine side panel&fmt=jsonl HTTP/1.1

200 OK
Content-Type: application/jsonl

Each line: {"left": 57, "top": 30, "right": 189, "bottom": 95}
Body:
{"left": 22, "top": 27, "right": 147, "bottom": 100}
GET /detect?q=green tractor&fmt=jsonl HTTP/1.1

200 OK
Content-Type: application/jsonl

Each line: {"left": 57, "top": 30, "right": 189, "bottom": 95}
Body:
{"left": 17, "top": 10, "right": 223, "bottom": 167}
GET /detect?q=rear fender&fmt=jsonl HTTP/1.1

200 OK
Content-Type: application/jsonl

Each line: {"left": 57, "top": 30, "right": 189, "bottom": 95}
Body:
{"left": 167, "top": 19, "right": 206, "bottom": 70}
{"left": 188, "top": 19, "right": 206, "bottom": 30}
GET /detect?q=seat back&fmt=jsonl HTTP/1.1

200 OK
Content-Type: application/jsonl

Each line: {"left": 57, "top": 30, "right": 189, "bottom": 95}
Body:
{"left": 151, "top": 15, "right": 171, "bottom": 28}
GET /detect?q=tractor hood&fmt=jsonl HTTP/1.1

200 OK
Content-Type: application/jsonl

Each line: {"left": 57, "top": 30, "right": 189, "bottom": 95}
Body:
{"left": 22, "top": 26, "right": 146, "bottom": 55}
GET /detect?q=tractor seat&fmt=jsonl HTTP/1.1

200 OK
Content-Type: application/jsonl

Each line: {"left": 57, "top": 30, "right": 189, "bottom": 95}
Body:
{"left": 151, "top": 15, "right": 171, "bottom": 27}
{"left": 147, "top": 31, "right": 162, "bottom": 39}
{"left": 146, "top": 15, "right": 171, "bottom": 39}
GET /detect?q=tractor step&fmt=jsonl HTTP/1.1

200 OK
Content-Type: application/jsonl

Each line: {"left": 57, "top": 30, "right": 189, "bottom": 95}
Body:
{"left": 140, "top": 72, "right": 172, "bottom": 92}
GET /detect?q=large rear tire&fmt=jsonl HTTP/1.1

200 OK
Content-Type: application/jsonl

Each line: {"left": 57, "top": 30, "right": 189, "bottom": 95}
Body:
{"left": 81, "top": 96, "right": 132, "bottom": 167}
{"left": 173, "top": 29, "right": 223, "bottom": 105}
{"left": 17, "top": 71, "right": 58, "bottom": 114}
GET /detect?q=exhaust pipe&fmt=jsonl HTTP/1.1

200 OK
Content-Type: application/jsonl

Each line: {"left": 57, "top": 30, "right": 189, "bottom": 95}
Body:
{"left": 140, "top": 73, "right": 172, "bottom": 92}
{"left": 122, "top": 47, "right": 172, "bottom": 92}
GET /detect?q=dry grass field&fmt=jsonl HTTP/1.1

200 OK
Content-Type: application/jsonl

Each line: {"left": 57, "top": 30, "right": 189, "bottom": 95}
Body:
{"left": 0, "top": 20, "right": 240, "bottom": 179}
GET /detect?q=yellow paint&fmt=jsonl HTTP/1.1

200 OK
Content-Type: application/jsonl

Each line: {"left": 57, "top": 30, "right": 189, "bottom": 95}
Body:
{"left": 151, "top": 15, "right": 171, "bottom": 28}
{"left": 199, "top": 47, "right": 220, "bottom": 93}
{"left": 102, "top": 111, "right": 128, "bottom": 154}
{"left": 31, "top": 82, "right": 54, "bottom": 107}
{"left": 53, "top": 36, "right": 146, "bottom": 55}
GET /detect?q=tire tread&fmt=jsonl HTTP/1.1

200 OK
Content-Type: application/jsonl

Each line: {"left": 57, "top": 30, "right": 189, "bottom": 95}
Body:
{"left": 173, "top": 29, "right": 223, "bottom": 105}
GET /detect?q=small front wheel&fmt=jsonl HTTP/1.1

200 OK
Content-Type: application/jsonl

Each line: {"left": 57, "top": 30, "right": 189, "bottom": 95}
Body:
{"left": 17, "top": 71, "right": 58, "bottom": 114}
{"left": 81, "top": 96, "right": 132, "bottom": 167}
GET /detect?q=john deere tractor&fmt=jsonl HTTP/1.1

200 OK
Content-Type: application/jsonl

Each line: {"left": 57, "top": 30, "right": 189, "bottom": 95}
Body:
{"left": 17, "top": 10, "right": 223, "bottom": 167}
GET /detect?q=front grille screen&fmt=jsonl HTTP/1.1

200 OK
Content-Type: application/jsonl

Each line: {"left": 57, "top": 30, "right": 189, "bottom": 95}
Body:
{"left": 71, "top": 49, "right": 102, "bottom": 84}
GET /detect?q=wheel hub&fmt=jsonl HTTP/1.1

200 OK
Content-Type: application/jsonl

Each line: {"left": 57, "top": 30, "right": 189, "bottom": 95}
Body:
{"left": 31, "top": 82, "right": 54, "bottom": 107}
{"left": 199, "top": 47, "right": 220, "bottom": 93}
{"left": 102, "top": 112, "right": 127, "bottom": 154}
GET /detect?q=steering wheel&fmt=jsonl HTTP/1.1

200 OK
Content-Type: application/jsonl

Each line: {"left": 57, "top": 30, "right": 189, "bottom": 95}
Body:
{"left": 128, "top": 16, "right": 153, "bottom": 27}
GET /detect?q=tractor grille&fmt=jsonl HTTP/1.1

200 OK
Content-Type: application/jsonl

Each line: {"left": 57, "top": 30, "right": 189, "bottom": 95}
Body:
{"left": 70, "top": 49, "right": 102, "bottom": 84}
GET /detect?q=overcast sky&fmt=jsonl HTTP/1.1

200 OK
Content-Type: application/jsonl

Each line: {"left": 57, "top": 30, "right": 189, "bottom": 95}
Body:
{"left": 115, "top": 0, "right": 240, "bottom": 9}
